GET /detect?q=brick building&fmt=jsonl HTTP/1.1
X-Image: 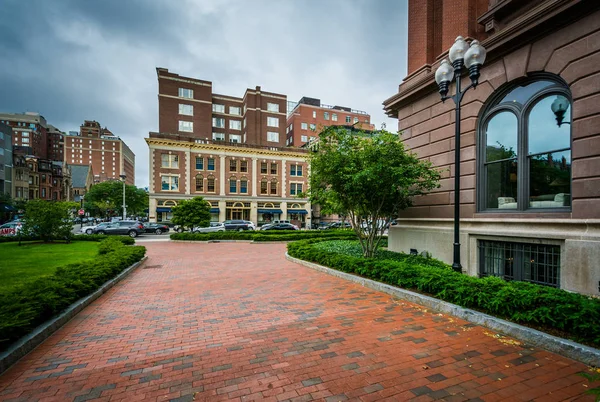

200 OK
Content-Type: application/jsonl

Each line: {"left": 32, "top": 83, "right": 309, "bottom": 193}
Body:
{"left": 286, "top": 97, "right": 374, "bottom": 147}
{"left": 64, "top": 121, "right": 135, "bottom": 185}
{"left": 148, "top": 69, "right": 311, "bottom": 227}
{"left": 383, "top": 0, "right": 600, "bottom": 295}
{"left": 0, "top": 112, "right": 70, "bottom": 201}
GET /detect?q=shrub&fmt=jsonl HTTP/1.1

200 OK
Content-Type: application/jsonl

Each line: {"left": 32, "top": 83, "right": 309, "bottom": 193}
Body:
{"left": 0, "top": 238, "right": 146, "bottom": 351}
{"left": 0, "top": 234, "right": 134, "bottom": 245}
{"left": 170, "top": 230, "right": 358, "bottom": 242}
{"left": 288, "top": 239, "right": 600, "bottom": 347}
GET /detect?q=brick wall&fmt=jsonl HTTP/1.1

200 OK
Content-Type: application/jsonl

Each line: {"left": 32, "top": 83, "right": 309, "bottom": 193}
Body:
{"left": 395, "top": 9, "right": 600, "bottom": 219}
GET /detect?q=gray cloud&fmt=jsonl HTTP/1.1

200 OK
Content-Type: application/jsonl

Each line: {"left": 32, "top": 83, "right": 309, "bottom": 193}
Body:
{"left": 0, "top": 0, "right": 408, "bottom": 187}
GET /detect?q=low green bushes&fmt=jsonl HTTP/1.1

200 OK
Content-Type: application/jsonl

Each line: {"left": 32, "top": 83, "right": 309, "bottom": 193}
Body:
{"left": 0, "top": 238, "right": 146, "bottom": 351}
{"left": 0, "top": 234, "right": 135, "bottom": 245}
{"left": 288, "top": 239, "right": 600, "bottom": 347}
{"left": 170, "top": 230, "right": 358, "bottom": 242}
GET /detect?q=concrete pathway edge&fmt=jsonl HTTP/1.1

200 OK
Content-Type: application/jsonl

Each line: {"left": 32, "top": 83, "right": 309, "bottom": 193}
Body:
{"left": 286, "top": 252, "right": 600, "bottom": 367}
{"left": 0, "top": 255, "right": 148, "bottom": 375}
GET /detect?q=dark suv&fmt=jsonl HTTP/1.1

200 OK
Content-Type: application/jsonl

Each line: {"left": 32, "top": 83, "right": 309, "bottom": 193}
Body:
{"left": 223, "top": 220, "right": 252, "bottom": 231}
{"left": 93, "top": 220, "right": 144, "bottom": 237}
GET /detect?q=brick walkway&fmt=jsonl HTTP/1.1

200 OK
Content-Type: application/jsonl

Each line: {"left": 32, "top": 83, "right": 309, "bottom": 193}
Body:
{"left": 0, "top": 243, "right": 594, "bottom": 401}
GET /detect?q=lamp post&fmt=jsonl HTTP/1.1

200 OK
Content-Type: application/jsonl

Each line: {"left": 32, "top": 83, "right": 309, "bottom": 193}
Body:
{"left": 80, "top": 194, "right": 84, "bottom": 229}
{"left": 434, "top": 36, "right": 487, "bottom": 273}
{"left": 120, "top": 174, "right": 127, "bottom": 220}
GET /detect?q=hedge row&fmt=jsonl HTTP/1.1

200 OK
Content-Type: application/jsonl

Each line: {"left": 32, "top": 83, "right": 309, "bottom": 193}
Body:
{"left": 170, "top": 230, "right": 359, "bottom": 242}
{"left": 0, "top": 238, "right": 146, "bottom": 351}
{"left": 288, "top": 239, "right": 600, "bottom": 347}
{"left": 0, "top": 234, "right": 135, "bottom": 245}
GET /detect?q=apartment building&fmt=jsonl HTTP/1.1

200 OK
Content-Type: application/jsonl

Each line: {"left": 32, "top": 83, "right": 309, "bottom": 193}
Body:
{"left": 148, "top": 69, "right": 310, "bottom": 227}
{"left": 64, "top": 121, "right": 135, "bottom": 185}
{"left": 0, "top": 113, "right": 70, "bottom": 201}
{"left": 383, "top": 0, "right": 600, "bottom": 295}
{"left": 0, "top": 112, "right": 50, "bottom": 160}
{"left": 286, "top": 97, "right": 374, "bottom": 147}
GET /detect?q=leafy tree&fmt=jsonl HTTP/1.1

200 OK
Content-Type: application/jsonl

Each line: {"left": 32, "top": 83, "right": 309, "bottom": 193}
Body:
{"left": 83, "top": 181, "right": 148, "bottom": 218}
{"left": 307, "top": 127, "right": 441, "bottom": 257}
{"left": 22, "top": 200, "right": 78, "bottom": 243}
{"left": 171, "top": 196, "right": 211, "bottom": 231}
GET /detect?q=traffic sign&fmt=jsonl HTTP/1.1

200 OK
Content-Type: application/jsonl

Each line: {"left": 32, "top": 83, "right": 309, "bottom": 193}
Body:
{"left": 78, "top": 209, "right": 85, "bottom": 215}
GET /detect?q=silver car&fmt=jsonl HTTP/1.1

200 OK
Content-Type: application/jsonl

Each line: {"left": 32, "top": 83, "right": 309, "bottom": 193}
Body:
{"left": 193, "top": 222, "right": 226, "bottom": 233}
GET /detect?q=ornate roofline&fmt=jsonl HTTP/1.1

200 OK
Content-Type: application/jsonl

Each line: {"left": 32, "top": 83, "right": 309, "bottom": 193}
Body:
{"left": 145, "top": 137, "right": 309, "bottom": 159}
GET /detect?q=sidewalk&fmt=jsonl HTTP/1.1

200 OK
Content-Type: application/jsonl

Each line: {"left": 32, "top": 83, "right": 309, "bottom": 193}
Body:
{"left": 0, "top": 243, "right": 593, "bottom": 401}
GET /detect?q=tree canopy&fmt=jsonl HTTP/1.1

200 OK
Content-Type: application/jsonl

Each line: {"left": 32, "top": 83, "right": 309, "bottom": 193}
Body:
{"left": 307, "top": 127, "right": 441, "bottom": 257}
{"left": 83, "top": 181, "right": 148, "bottom": 218}
{"left": 171, "top": 196, "right": 211, "bottom": 231}
{"left": 22, "top": 199, "right": 78, "bottom": 242}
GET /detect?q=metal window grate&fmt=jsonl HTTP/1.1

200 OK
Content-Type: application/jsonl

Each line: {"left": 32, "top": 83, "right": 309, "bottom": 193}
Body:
{"left": 478, "top": 240, "right": 560, "bottom": 287}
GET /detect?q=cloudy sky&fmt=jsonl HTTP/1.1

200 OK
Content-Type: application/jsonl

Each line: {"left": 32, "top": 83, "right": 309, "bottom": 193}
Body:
{"left": 0, "top": 0, "right": 408, "bottom": 188}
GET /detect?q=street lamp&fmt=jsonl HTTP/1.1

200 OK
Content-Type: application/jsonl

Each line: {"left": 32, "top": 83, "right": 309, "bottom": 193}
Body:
{"left": 80, "top": 194, "right": 85, "bottom": 229}
{"left": 119, "top": 174, "right": 127, "bottom": 220}
{"left": 435, "top": 36, "right": 487, "bottom": 273}
{"left": 551, "top": 95, "right": 570, "bottom": 126}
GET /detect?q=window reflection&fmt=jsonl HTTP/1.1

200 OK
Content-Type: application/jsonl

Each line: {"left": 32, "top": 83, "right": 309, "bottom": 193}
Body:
{"left": 484, "top": 112, "right": 518, "bottom": 208}
{"left": 500, "top": 80, "right": 554, "bottom": 106}
{"left": 529, "top": 151, "right": 571, "bottom": 208}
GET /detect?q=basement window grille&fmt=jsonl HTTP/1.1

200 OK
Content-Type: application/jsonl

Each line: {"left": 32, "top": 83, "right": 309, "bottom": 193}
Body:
{"left": 478, "top": 240, "right": 560, "bottom": 288}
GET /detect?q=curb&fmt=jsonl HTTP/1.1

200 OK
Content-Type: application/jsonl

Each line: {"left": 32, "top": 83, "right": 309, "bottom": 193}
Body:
{"left": 285, "top": 253, "right": 600, "bottom": 366}
{"left": 0, "top": 255, "right": 148, "bottom": 375}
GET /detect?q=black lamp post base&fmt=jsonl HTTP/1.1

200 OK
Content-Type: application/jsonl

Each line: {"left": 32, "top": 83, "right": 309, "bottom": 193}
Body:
{"left": 452, "top": 243, "right": 462, "bottom": 272}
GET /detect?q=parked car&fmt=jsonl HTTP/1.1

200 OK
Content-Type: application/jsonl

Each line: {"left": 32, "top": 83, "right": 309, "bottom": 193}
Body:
{"left": 244, "top": 220, "right": 256, "bottom": 230}
{"left": 261, "top": 223, "right": 298, "bottom": 231}
{"left": 319, "top": 221, "right": 352, "bottom": 230}
{"left": 223, "top": 220, "right": 252, "bottom": 231}
{"left": 0, "top": 222, "right": 21, "bottom": 237}
{"left": 142, "top": 222, "right": 170, "bottom": 235}
{"left": 93, "top": 220, "right": 144, "bottom": 237}
{"left": 193, "top": 222, "right": 226, "bottom": 233}
{"left": 80, "top": 222, "right": 104, "bottom": 235}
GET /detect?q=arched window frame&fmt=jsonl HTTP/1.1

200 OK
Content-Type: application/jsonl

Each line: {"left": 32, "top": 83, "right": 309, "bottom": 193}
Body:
{"left": 477, "top": 76, "right": 572, "bottom": 212}
{"left": 195, "top": 173, "right": 203, "bottom": 192}
{"left": 207, "top": 175, "right": 216, "bottom": 193}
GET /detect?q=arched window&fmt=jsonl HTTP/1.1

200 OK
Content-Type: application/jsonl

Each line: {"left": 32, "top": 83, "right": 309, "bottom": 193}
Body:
{"left": 207, "top": 175, "right": 215, "bottom": 193}
{"left": 478, "top": 77, "right": 571, "bottom": 211}
{"left": 195, "top": 174, "right": 203, "bottom": 192}
{"left": 240, "top": 177, "right": 248, "bottom": 194}
{"left": 270, "top": 179, "right": 278, "bottom": 195}
{"left": 229, "top": 176, "right": 237, "bottom": 193}
{"left": 260, "top": 178, "right": 268, "bottom": 195}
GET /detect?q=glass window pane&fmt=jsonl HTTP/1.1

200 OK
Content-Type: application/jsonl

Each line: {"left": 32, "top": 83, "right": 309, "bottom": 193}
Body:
{"left": 528, "top": 95, "right": 571, "bottom": 155}
{"left": 485, "top": 111, "right": 518, "bottom": 162}
{"left": 499, "top": 80, "right": 555, "bottom": 106}
{"left": 486, "top": 160, "right": 518, "bottom": 209}
{"left": 529, "top": 150, "right": 571, "bottom": 208}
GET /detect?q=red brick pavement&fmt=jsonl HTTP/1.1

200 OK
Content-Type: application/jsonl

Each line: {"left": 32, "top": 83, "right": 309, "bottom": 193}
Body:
{"left": 0, "top": 243, "right": 594, "bottom": 401}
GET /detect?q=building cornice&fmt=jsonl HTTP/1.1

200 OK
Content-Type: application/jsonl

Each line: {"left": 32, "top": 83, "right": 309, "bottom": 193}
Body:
{"left": 158, "top": 74, "right": 212, "bottom": 87}
{"left": 146, "top": 137, "right": 308, "bottom": 159}
{"left": 383, "top": 0, "right": 586, "bottom": 116}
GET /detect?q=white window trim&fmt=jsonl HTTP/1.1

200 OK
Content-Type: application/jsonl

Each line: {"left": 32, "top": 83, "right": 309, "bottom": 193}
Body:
{"left": 212, "top": 104, "right": 225, "bottom": 113}
{"left": 267, "top": 102, "right": 280, "bottom": 112}
{"left": 179, "top": 104, "right": 194, "bottom": 116}
{"left": 178, "top": 120, "right": 193, "bottom": 132}
{"left": 229, "top": 120, "right": 242, "bottom": 130}
{"left": 267, "top": 116, "right": 279, "bottom": 127}
{"left": 267, "top": 132, "right": 279, "bottom": 142}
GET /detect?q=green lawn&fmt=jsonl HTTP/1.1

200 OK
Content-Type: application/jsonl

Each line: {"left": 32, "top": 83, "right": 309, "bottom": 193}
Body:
{"left": 0, "top": 242, "right": 99, "bottom": 293}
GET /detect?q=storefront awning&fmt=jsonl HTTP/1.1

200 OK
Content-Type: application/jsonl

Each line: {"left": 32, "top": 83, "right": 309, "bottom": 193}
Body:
{"left": 287, "top": 209, "right": 308, "bottom": 215}
{"left": 258, "top": 209, "right": 283, "bottom": 214}
{"left": 156, "top": 207, "right": 171, "bottom": 213}
{"left": 210, "top": 208, "right": 220, "bottom": 213}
